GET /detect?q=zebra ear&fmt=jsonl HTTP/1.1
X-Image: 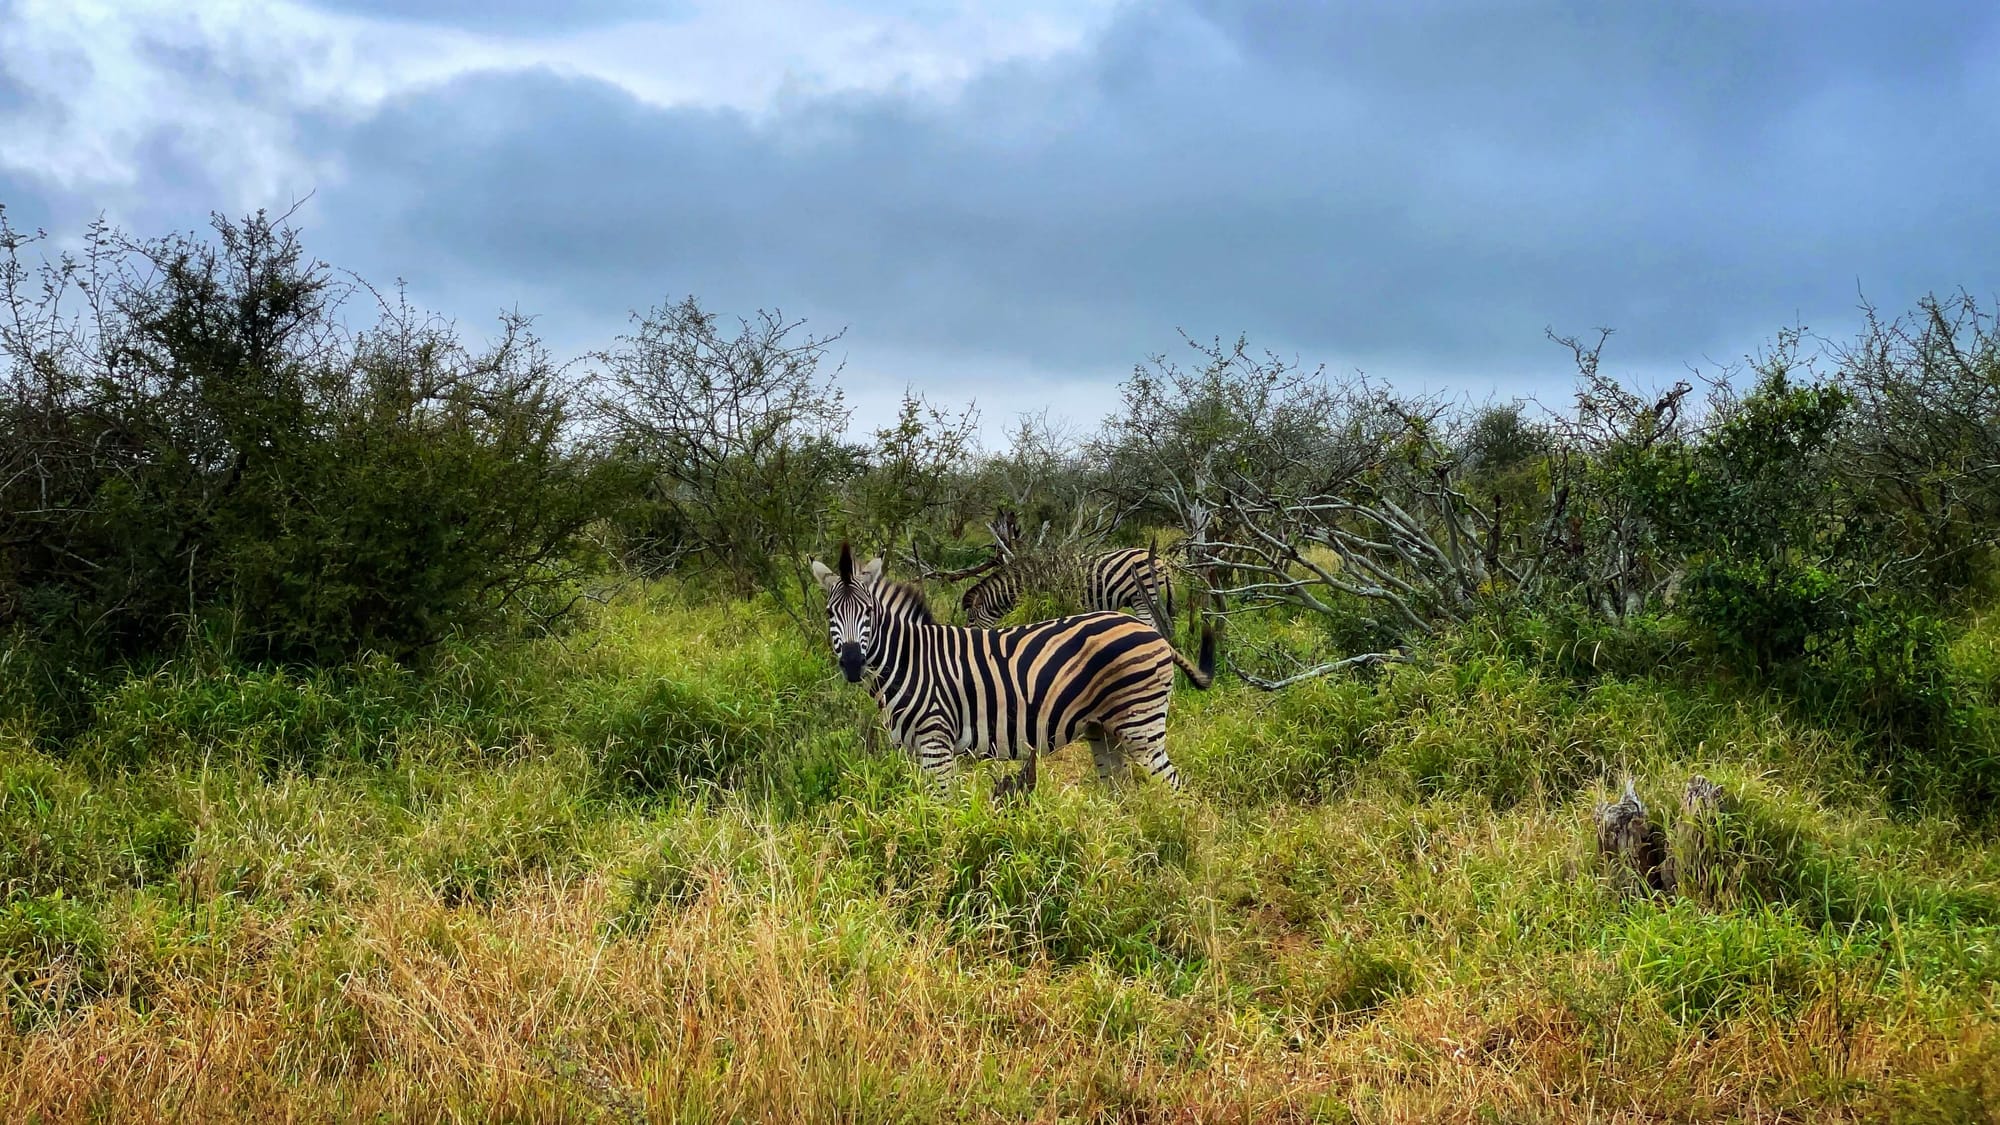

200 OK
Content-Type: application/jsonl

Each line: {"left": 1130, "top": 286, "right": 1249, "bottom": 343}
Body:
{"left": 810, "top": 559, "right": 839, "bottom": 593}
{"left": 859, "top": 556, "right": 885, "bottom": 588}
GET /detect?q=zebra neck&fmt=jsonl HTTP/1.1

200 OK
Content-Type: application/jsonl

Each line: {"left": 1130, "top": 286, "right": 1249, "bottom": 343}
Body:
{"left": 866, "top": 611, "right": 927, "bottom": 693}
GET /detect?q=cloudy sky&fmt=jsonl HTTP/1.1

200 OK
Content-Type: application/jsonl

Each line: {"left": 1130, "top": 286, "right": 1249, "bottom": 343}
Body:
{"left": 2, "top": 0, "right": 1996, "bottom": 441}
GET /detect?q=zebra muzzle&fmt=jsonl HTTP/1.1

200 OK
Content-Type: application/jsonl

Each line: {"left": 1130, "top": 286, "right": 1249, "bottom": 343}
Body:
{"left": 838, "top": 643, "right": 866, "bottom": 682}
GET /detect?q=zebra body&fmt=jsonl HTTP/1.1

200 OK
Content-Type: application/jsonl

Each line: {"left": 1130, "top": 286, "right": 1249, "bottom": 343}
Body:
{"left": 960, "top": 545, "right": 1176, "bottom": 636}
{"left": 813, "top": 544, "right": 1213, "bottom": 795}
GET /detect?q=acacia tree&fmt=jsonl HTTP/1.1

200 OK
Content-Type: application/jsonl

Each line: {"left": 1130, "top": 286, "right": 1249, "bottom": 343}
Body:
{"left": 1109, "top": 329, "right": 1719, "bottom": 686}
{"left": 1198, "top": 386, "right": 1589, "bottom": 686}
{"left": 1096, "top": 333, "right": 1351, "bottom": 627}
{"left": 593, "top": 297, "right": 856, "bottom": 611}
{"left": 1537, "top": 327, "right": 1705, "bottom": 623}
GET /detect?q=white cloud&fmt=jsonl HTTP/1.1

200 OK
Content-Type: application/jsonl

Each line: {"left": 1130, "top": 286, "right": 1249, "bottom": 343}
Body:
{"left": 0, "top": 0, "right": 1122, "bottom": 218}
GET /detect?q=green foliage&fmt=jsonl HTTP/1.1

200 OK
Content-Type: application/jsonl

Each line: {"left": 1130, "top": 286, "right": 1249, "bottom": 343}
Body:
{"left": 1657, "top": 770, "right": 2000, "bottom": 930}
{"left": 826, "top": 785, "right": 1205, "bottom": 972}
{"left": 593, "top": 296, "right": 856, "bottom": 607}
{"left": 842, "top": 391, "right": 980, "bottom": 552}
{"left": 1796, "top": 604, "right": 1996, "bottom": 813}
{"left": 1173, "top": 672, "right": 1387, "bottom": 804}
{"left": 1680, "top": 556, "right": 1841, "bottom": 669}
{"left": 70, "top": 655, "right": 435, "bottom": 772}
{"left": 1664, "top": 359, "right": 1854, "bottom": 564}
{"left": 399, "top": 759, "right": 598, "bottom": 905}
{"left": 567, "top": 604, "right": 852, "bottom": 798}
{"left": 0, "top": 749, "right": 190, "bottom": 902}
{"left": 0, "top": 583, "right": 1995, "bottom": 1117}
{"left": 0, "top": 210, "right": 625, "bottom": 666}
{"left": 0, "top": 892, "right": 111, "bottom": 1025}
{"left": 1469, "top": 603, "right": 1692, "bottom": 683}
{"left": 1836, "top": 293, "right": 2000, "bottom": 597}
{"left": 1617, "top": 905, "right": 1861, "bottom": 1028}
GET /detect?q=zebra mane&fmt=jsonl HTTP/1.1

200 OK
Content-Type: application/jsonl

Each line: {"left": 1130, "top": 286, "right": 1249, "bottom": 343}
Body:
{"left": 874, "top": 578, "right": 936, "bottom": 625}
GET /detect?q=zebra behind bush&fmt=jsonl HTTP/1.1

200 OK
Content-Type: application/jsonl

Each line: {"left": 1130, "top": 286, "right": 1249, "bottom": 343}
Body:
{"left": 813, "top": 543, "right": 1213, "bottom": 797}
{"left": 959, "top": 544, "right": 1176, "bottom": 637}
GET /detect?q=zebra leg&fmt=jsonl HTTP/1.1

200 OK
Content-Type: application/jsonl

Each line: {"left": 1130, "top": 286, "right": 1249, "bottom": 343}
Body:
{"left": 1090, "top": 732, "right": 1130, "bottom": 789}
{"left": 1112, "top": 717, "right": 1182, "bottom": 791}
{"left": 913, "top": 736, "right": 958, "bottom": 795}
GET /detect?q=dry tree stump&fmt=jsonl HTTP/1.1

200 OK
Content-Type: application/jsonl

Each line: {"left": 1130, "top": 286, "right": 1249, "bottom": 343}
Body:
{"left": 1594, "top": 774, "right": 1735, "bottom": 900}
{"left": 1593, "top": 779, "right": 1670, "bottom": 896}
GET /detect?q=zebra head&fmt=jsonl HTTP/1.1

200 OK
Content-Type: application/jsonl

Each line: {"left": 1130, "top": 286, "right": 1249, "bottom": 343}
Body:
{"left": 810, "top": 541, "right": 884, "bottom": 683}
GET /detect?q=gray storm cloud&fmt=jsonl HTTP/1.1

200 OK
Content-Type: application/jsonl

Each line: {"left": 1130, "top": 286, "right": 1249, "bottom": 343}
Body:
{"left": 4, "top": 0, "right": 1997, "bottom": 430}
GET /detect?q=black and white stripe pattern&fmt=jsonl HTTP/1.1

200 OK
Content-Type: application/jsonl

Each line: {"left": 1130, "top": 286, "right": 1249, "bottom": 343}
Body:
{"left": 813, "top": 543, "right": 1213, "bottom": 796}
{"left": 959, "top": 544, "right": 1175, "bottom": 636}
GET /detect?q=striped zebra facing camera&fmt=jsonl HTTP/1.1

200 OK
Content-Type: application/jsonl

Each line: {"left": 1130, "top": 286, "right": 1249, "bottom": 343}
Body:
{"left": 811, "top": 542, "right": 1214, "bottom": 799}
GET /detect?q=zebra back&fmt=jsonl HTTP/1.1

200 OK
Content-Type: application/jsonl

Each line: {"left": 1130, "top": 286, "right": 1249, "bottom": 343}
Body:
{"left": 962, "top": 545, "right": 1176, "bottom": 634}
{"left": 861, "top": 576, "right": 1213, "bottom": 789}
{"left": 959, "top": 567, "right": 1022, "bottom": 628}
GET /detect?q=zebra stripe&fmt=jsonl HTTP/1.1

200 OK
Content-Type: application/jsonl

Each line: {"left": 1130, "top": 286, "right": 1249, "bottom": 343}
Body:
{"left": 960, "top": 544, "right": 1175, "bottom": 636}
{"left": 813, "top": 543, "right": 1214, "bottom": 796}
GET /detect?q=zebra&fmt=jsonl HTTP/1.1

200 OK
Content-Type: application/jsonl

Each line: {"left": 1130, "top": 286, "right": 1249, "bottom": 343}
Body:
{"left": 812, "top": 543, "right": 1214, "bottom": 797}
{"left": 959, "top": 543, "right": 1176, "bottom": 637}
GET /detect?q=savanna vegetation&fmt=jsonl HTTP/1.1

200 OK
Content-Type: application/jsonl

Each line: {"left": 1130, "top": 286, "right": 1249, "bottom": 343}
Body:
{"left": 3, "top": 206, "right": 1999, "bottom": 1122}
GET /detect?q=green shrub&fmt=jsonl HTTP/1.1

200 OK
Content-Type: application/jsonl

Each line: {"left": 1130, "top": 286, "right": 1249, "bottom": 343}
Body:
{"left": 1794, "top": 604, "right": 1990, "bottom": 810}
{"left": 0, "top": 211, "right": 630, "bottom": 668}
{"left": 1681, "top": 556, "right": 1840, "bottom": 670}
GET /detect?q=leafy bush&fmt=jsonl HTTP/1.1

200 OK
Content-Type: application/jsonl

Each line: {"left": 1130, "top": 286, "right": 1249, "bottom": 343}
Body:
{"left": 1835, "top": 294, "right": 2000, "bottom": 597}
{"left": 0, "top": 209, "right": 627, "bottom": 666}
{"left": 1796, "top": 604, "right": 1996, "bottom": 813}
{"left": 1680, "top": 556, "right": 1840, "bottom": 670}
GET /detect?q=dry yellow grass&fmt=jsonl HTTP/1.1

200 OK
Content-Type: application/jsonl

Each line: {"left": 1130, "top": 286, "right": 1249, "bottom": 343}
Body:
{"left": 3, "top": 874, "right": 1988, "bottom": 1123}
{"left": 4, "top": 791, "right": 1995, "bottom": 1124}
{"left": 5, "top": 595, "right": 2000, "bottom": 1122}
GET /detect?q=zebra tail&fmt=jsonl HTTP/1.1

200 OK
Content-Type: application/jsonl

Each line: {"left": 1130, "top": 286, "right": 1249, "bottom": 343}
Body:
{"left": 1170, "top": 625, "right": 1217, "bottom": 690}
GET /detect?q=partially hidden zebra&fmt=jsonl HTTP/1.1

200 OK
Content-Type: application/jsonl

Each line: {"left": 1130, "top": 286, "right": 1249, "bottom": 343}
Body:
{"left": 959, "top": 543, "right": 1176, "bottom": 637}
{"left": 813, "top": 543, "right": 1213, "bottom": 797}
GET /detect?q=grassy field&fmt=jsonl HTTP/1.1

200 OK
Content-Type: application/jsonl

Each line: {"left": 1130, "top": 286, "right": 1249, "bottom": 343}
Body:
{"left": 4, "top": 587, "right": 1999, "bottom": 1122}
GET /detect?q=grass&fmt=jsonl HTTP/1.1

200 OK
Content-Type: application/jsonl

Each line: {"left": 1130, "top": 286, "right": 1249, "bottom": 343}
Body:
{"left": 2, "top": 587, "right": 1999, "bottom": 1121}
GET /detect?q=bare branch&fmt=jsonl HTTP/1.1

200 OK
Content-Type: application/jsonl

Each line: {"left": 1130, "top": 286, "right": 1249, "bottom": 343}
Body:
{"left": 1235, "top": 650, "right": 1409, "bottom": 691}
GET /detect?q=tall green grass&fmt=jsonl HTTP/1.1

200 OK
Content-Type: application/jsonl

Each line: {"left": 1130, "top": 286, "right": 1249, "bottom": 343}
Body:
{"left": 2, "top": 585, "right": 1998, "bottom": 1119}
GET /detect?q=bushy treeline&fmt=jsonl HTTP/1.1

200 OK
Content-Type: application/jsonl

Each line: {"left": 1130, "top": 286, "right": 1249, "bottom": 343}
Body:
{"left": 4, "top": 207, "right": 1998, "bottom": 808}
{"left": 0, "top": 209, "right": 632, "bottom": 666}
{"left": 0, "top": 209, "right": 997, "bottom": 672}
